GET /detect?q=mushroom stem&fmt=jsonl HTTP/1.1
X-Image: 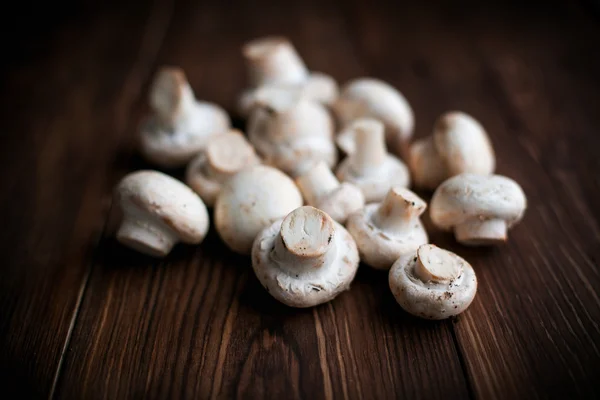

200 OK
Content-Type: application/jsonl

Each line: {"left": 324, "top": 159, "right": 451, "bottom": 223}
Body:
{"left": 351, "top": 120, "right": 387, "bottom": 174}
{"left": 272, "top": 206, "right": 337, "bottom": 276}
{"left": 372, "top": 187, "right": 426, "bottom": 234}
{"left": 296, "top": 162, "right": 340, "bottom": 205}
{"left": 413, "top": 244, "right": 463, "bottom": 283}
{"left": 243, "top": 37, "right": 309, "bottom": 87}
{"left": 116, "top": 215, "right": 179, "bottom": 257}
{"left": 454, "top": 218, "right": 507, "bottom": 245}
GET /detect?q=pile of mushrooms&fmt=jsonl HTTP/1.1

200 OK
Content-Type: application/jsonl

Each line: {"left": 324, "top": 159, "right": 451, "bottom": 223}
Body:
{"left": 111, "top": 36, "right": 528, "bottom": 318}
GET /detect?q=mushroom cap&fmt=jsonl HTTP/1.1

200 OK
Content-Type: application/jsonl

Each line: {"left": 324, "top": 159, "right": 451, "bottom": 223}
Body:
{"left": 347, "top": 202, "right": 428, "bottom": 270}
{"left": 116, "top": 170, "right": 209, "bottom": 244}
{"left": 433, "top": 111, "right": 495, "bottom": 176}
{"left": 252, "top": 207, "right": 360, "bottom": 308}
{"left": 140, "top": 101, "right": 231, "bottom": 168}
{"left": 314, "top": 183, "right": 365, "bottom": 224}
{"left": 336, "top": 155, "right": 411, "bottom": 203}
{"left": 430, "top": 173, "right": 527, "bottom": 230}
{"left": 185, "top": 130, "right": 261, "bottom": 206}
{"left": 408, "top": 136, "right": 448, "bottom": 190}
{"left": 389, "top": 244, "right": 477, "bottom": 320}
{"left": 215, "top": 165, "right": 303, "bottom": 254}
{"left": 333, "top": 78, "right": 414, "bottom": 150}
{"left": 247, "top": 93, "right": 336, "bottom": 177}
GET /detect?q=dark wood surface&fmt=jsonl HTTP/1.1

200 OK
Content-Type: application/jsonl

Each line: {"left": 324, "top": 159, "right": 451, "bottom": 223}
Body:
{"left": 1, "top": 0, "right": 599, "bottom": 398}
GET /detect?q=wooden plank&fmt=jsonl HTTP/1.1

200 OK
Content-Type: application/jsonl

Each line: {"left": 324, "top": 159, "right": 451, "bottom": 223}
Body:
{"left": 0, "top": 1, "right": 172, "bottom": 397}
{"left": 450, "top": 3, "right": 600, "bottom": 398}
{"left": 54, "top": 0, "right": 471, "bottom": 398}
{"left": 346, "top": 0, "right": 600, "bottom": 398}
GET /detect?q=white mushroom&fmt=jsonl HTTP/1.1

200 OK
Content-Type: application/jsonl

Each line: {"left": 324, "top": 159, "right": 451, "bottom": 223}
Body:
{"left": 252, "top": 206, "right": 359, "bottom": 308}
{"left": 185, "top": 130, "right": 261, "bottom": 207}
{"left": 215, "top": 165, "right": 303, "bottom": 255}
{"left": 115, "top": 170, "right": 209, "bottom": 257}
{"left": 237, "top": 36, "right": 338, "bottom": 117}
{"left": 333, "top": 78, "right": 414, "bottom": 156}
{"left": 409, "top": 111, "right": 495, "bottom": 190}
{"left": 295, "top": 161, "right": 365, "bottom": 224}
{"left": 430, "top": 173, "right": 527, "bottom": 245}
{"left": 336, "top": 119, "right": 410, "bottom": 202}
{"left": 346, "top": 187, "right": 428, "bottom": 270}
{"left": 389, "top": 244, "right": 478, "bottom": 320}
{"left": 247, "top": 86, "right": 337, "bottom": 177}
{"left": 140, "top": 67, "right": 231, "bottom": 168}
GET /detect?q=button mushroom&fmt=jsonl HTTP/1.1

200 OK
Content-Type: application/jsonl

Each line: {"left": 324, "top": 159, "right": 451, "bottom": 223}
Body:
{"left": 140, "top": 67, "right": 231, "bottom": 168}
{"left": 336, "top": 119, "right": 410, "bottom": 203}
{"left": 252, "top": 206, "right": 359, "bottom": 308}
{"left": 247, "top": 86, "right": 337, "bottom": 177}
{"left": 115, "top": 170, "right": 209, "bottom": 257}
{"left": 430, "top": 173, "right": 527, "bottom": 245}
{"left": 185, "top": 130, "right": 261, "bottom": 207}
{"left": 346, "top": 187, "right": 428, "bottom": 270}
{"left": 409, "top": 111, "right": 495, "bottom": 190}
{"left": 215, "top": 165, "right": 303, "bottom": 255}
{"left": 389, "top": 244, "right": 478, "bottom": 320}
{"left": 295, "top": 161, "right": 365, "bottom": 224}
{"left": 333, "top": 78, "right": 414, "bottom": 156}
{"left": 237, "top": 36, "right": 337, "bottom": 117}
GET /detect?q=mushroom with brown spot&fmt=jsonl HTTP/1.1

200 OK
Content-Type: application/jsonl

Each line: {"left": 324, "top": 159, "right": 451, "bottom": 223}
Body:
{"left": 430, "top": 173, "right": 527, "bottom": 245}
{"left": 252, "top": 206, "right": 359, "bottom": 307}
{"left": 238, "top": 36, "right": 338, "bottom": 117}
{"left": 409, "top": 111, "right": 495, "bottom": 190}
{"left": 295, "top": 161, "right": 365, "bottom": 224}
{"left": 185, "top": 130, "right": 261, "bottom": 207}
{"left": 333, "top": 78, "right": 414, "bottom": 156}
{"left": 389, "top": 244, "right": 477, "bottom": 320}
{"left": 247, "top": 87, "right": 337, "bottom": 177}
{"left": 336, "top": 119, "right": 410, "bottom": 203}
{"left": 215, "top": 165, "right": 303, "bottom": 255}
{"left": 140, "top": 67, "right": 231, "bottom": 168}
{"left": 115, "top": 170, "right": 209, "bottom": 257}
{"left": 346, "top": 187, "right": 428, "bottom": 270}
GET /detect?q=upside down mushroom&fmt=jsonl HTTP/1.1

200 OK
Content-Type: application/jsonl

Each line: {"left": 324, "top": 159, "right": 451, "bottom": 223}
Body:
{"left": 346, "top": 187, "right": 428, "bottom": 270}
{"left": 140, "top": 67, "right": 230, "bottom": 168}
{"left": 336, "top": 118, "right": 410, "bottom": 202}
{"left": 389, "top": 244, "right": 478, "bottom": 320}
{"left": 252, "top": 206, "right": 360, "bottom": 308}
{"left": 238, "top": 36, "right": 338, "bottom": 117}
{"left": 295, "top": 161, "right": 365, "bottom": 224}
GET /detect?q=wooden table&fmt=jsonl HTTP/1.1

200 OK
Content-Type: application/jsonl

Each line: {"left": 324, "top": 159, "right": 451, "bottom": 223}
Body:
{"left": 2, "top": 0, "right": 599, "bottom": 398}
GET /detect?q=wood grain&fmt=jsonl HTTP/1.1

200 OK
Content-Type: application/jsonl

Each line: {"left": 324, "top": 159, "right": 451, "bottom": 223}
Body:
{"left": 1, "top": 0, "right": 599, "bottom": 399}
{"left": 0, "top": 0, "right": 172, "bottom": 397}
{"left": 53, "top": 0, "right": 470, "bottom": 398}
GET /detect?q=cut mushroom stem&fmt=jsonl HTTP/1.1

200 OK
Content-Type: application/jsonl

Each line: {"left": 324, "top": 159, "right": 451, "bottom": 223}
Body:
{"left": 295, "top": 162, "right": 340, "bottom": 205}
{"left": 352, "top": 119, "right": 387, "bottom": 174}
{"left": 454, "top": 218, "right": 507, "bottom": 245}
{"left": 272, "top": 206, "right": 337, "bottom": 276}
{"left": 117, "top": 216, "right": 178, "bottom": 257}
{"left": 243, "top": 36, "right": 309, "bottom": 87}
{"left": 413, "top": 244, "right": 463, "bottom": 283}
{"left": 372, "top": 187, "right": 427, "bottom": 234}
{"left": 205, "top": 130, "right": 258, "bottom": 182}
